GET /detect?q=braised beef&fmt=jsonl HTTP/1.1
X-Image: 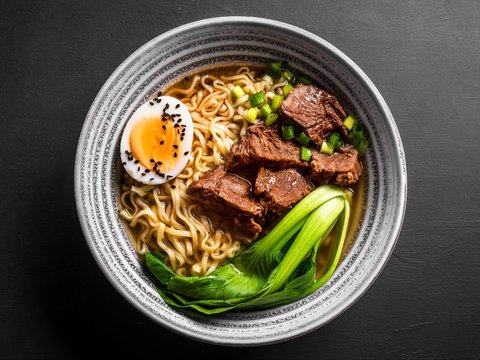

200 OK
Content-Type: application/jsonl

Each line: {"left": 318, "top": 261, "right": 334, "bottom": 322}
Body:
{"left": 282, "top": 84, "right": 347, "bottom": 145}
{"left": 255, "top": 167, "right": 314, "bottom": 216}
{"left": 187, "top": 165, "right": 264, "bottom": 243}
{"left": 308, "top": 145, "right": 362, "bottom": 186}
{"left": 225, "top": 124, "right": 308, "bottom": 174}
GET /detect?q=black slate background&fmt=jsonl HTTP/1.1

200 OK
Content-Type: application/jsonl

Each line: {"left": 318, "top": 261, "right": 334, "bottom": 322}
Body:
{"left": 1, "top": 1, "right": 479, "bottom": 358}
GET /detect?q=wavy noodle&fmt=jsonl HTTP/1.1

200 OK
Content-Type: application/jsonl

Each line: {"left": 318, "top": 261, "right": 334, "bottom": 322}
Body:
{"left": 119, "top": 66, "right": 269, "bottom": 276}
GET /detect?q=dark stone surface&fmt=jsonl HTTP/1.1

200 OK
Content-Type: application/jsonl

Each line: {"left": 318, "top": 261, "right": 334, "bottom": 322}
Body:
{"left": 1, "top": 1, "right": 479, "bottom": 358}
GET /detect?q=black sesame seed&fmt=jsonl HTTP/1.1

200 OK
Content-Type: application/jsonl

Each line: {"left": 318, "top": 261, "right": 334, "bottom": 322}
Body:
{"left": 173, "top": 152, "right": 177, "bottom": 157}
{"left": 174, "top": 124, "right": 179, "bottom": 128}
{"left": 160, "top": 141, "right": 164, "bottom": 145}
{"left": 171, "top": 185, "right": 176, "bottom": 189}
{"left": 125, "top": 150, "right": 131, "bottom": 155}
{"left": 137, "top": 166, "right": 140, "bottom": 171}
{"left": 175, "top": 104, "right": 180, "bottom": 109}
{"left": 180, "top": 137, "right": 184, "bottom": 141}
{"left": 150, "top": 178, "right": 154, "bottom": 181}
{"left": 162, "top": 125, "right": 166, "bottom": 130}
{"left": 177, "top": 119, "right": 182, "bottom": 123}
{"left": 145, "top": 169, "right": 150, "bottom": 173}
{"left": 173, "top": 145, "right": 178, "bottom": 149}
{"left": 157, "top": 91, "right": 163, "bottom": 96}
{"left": 157, "top": 161, "right": 163, "bottom": 165}
{"left": 155, "top": 98, "right": 160, "bottom": 103}
{"left": 149, "top": 101, "right": 154, "bottom": 105}
{"left": 162, "top": 117, "right": 167, "bottom": 121}
{"left": 167, "top": 175, "right": 173, "bottom": 179}
{"left": 181, "top": 124, "right": 186, "bottom": 128}
{"left": 122, "top": 162, "right": 126, "bottom": 165}
{"left": 184, "top": 76, "right": 189, "bottom": 81}
{"left": 150, "top": 159, "right": 155, "bottom": 162}
{"left": 134, "top": 159, "right": 140, "bottom": 164}
{"left": 184, "top": 151, "right": 189, "bottom": 155}
{"left": 141, "top": 173, "right": 145, "bottom": 176}
{"left": 128, "top": 155, "right": 133, "bottom": 161}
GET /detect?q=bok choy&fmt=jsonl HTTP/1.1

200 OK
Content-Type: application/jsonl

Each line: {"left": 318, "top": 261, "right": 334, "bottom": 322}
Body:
{"left": 146, "top": 185, "right": 350, "bottom": 314}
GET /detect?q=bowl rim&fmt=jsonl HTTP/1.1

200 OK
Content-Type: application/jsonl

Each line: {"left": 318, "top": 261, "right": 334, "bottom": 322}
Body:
{"left": 75, "top": 15, "right": 407, "bottom": 345}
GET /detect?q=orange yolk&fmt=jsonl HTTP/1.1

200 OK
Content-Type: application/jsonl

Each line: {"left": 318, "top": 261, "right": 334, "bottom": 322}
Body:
{"left": 129, "top": 117, "right": 180, "bottom": 172}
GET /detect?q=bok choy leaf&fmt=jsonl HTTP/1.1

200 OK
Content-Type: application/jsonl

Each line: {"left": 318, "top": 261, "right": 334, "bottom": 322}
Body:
{"left": 146, "top": 185, "right": 351, "bottom": 314}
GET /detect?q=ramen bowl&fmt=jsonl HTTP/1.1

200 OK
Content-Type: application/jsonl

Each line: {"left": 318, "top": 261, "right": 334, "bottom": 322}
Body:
{"left": 74, "top": 16, "right": 407, "bottom": 346}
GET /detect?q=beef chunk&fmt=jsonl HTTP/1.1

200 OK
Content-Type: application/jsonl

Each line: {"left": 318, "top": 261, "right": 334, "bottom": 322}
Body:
{"left": 308, "top": 145, "right": 362, "bottom": 186}
{"left": 255, "top": 167, "right": 314, "bottom": 216}
{"left": 225, "top": 124, "right": 308, "bottom": 174}
{"left": 282, "top": 84, "right": 347, "bottom": 145}
{"left": 187, "top": 165, "right": 264, "bottom": 243}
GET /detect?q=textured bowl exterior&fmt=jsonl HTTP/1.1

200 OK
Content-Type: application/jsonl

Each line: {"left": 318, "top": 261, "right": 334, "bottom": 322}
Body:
{"left": 75, "top": 16, "right": 407, "bottom": 346}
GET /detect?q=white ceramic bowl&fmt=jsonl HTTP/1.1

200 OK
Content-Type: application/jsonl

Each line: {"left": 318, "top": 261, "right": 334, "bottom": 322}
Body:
{"left": 75, "top": 16, "right": 407, "bottom": 346}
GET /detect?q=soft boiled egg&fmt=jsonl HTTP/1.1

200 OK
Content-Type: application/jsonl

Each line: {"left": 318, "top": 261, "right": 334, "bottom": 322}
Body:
{"left": 120, "top": 95, "right": 193, "bottom": 185}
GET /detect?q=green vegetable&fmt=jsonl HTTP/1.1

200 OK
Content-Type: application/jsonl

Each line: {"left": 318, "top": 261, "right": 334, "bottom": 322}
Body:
{"left": 327, "top": 132, "right": 343, "bottom": 151}
{"left": 298, "top": 75, "right": 313, "bottom": 85}
{"left": 282, "top": 124, "right": 295, "bottom": 140}
{"left": 265, "top": 113, "right": 279, "bottom": 126}
{"left": 295, "top": 132, "right": 311, "bottom": 146}
{"left": 320, "top": 141, "right": 334, "bottom": 155}
{"left": 348, "top": 122, "right": 368, "bottom": 156}
{"left": 300, "top": 146, "right": 312, "bottom": 161}
{"left": 249, "top": 91, "right": 266, "bottom": 107}
{"left": 245, "top": 108, "right": 258, "bottom": 123}
{"left": 259, "top": 103, "right": 272, "bottom": 117}
{"left": 146, "top": 185, "right": 350, "bottom": 314}
{"left": 231, "top": 86, "right": 246, "bottom": 100}
{"left": 262, "top": 74, "right": 274, "bottom": 85}
{"left": 283, "top": 84, "right": 294, "bottom": 96}
{"left": 271, "top": 95, "right": 284, "bottom": 111}
{"left": 282, "top": 69, "right": 297, "bottom": 85}
{"left": 266, "top": 62, "right": 284, "bottom": 79}
{"left": 343, "top": 115, "right": 356, "bottom": 131}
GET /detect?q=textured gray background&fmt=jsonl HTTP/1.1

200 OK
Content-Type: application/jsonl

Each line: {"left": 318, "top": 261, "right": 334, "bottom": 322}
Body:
{"left": 1, "top": 0, "right": 479, "bottom": 358}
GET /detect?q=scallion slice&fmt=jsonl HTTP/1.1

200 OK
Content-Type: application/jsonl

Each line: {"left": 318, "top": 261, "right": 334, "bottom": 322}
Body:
{"left": 259, "top": 103, "right": 272, "bottom": 117}
{"left": 266, "top": 62, "right": 283, "bottom": 79}
{"left": 282, "top": 69, "right": 297, "bottom": 85}
{"left": 320, "top": 141, "right": 334, "bottom": 155}
{"left": 231, "top": 86, "right": 246, "bottom": 100}
{"left": 283, "top": 84, "right": 294, "bottom": 96}
{"left": 271, "top": 95, "right": 284, "bottom": 111}
{"left": 300, "top": 146, "right": 312, "bottom": 162}
{"left": 282, "top": 124, "right": 295, "bottom": 140}
{"left": 249, "top": 91, "right": 266, "bottom": 107}
{"left": 265, "top": 113, "right": 278, "bottom": 126}
{"left": 343, "top": 115, "right": 356, "bottom": 131}
{"left": 326, "top": 132, "right": 342, "bottom": 151}
{"left": 245, "top": 108, "right": 258, "bottom": 123}
{"left": 295, "top": 132, "right": 311, "bottom": 146}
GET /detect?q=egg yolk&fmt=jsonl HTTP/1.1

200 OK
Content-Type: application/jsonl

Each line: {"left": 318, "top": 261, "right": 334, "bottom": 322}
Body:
{"left": 129, "top": 117, "right": 180, "bottom": 172}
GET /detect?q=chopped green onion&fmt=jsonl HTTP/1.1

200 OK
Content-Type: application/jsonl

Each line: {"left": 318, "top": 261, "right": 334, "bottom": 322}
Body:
{"left": 348, "top": 122, "right": 368, "bottom": 156}
{"left": 231, "top": 86, "right": 246, "bottom": 100}
{"left": 259, "top": 103, "right": 272, "bottom": 117}
{"left": 262, "top": 74, "right": 273, "bottom": 85}
{"left": 357, "top": 141, "right": 367, "bottom": 156}
{"left": 265, "top": 113, "right": 279, "bottom": 126}
{"left": 266, "top": 62, "right": 283, "bottom": 79}
{"left": 326, "top": 132, "right": 342, "bottom": 151}
{"left": 298, "top": 75, "right": 313, "bottom": 85}
{"left": 343, "top": 115, "right": 356, "bottom": 131}
{"left": 245, "top": 108, "right": 258, "bottom": 123}
{"left": 249, "top": 91, "right": 266, "bottom": 107}
{"left": 271, "top": 95, "right": 284, "bottom": 111}
{"left": 300, "top": 146, "right": 312, "bottom": 162}
{"left": 282, "top": 125, "right": 295, "bottom": 140}
{"left": 282, "top": 69, "right": 297, "bottom": 85}
{"left": 295, "top": 132, "right": 311, "bottom": 146}
{"left": 320, "top": 141, "right": 334, "bottom": 155}
{"left": 283, "top": 84, "right": 294, "bottom": 96}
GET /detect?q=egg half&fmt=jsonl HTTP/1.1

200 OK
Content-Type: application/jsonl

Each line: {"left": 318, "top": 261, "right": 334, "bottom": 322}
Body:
{"left": 120, "top": 95, "right": 193, "bottom": 185}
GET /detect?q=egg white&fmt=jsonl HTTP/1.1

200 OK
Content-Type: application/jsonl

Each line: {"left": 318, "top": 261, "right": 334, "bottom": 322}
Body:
{"left": 120, "top": 95, "right": 193, "bottom": 185}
